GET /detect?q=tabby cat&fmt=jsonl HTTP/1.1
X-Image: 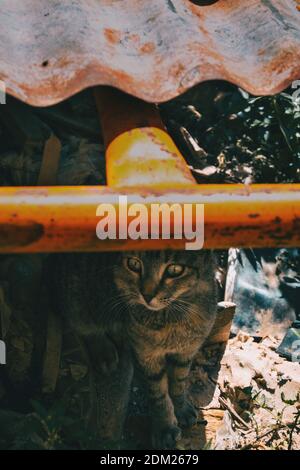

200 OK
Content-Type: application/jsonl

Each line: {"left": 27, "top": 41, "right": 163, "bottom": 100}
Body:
{"left": 114, "top": 250, "right": 217, "bottom": 449}
{"left": 54, "top": 250, "right": 217, "bottom": 449}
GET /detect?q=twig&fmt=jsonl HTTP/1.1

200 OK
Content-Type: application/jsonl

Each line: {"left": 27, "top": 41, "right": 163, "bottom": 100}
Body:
{"left": 240, "top": 419, "right": 300, "bottom": 450}
{"left": 288, "top": 412, "right": 300, "bottom": 451}
{"left": 218, "top": 396, "right": 251, "bottom": 430}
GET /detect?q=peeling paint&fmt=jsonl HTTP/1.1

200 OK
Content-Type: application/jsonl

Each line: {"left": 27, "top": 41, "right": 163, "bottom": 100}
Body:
{"left": 0, "top": 0, "right": 299, "bottom": 105}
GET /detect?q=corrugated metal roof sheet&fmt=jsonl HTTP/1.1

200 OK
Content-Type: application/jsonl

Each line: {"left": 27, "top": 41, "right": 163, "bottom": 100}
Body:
{"left": 0, "top": 0, "right": 299, "bottom": 106}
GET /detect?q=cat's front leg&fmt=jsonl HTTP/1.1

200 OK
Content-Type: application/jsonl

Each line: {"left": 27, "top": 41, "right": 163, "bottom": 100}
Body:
{"left": 137, "top": 355, "right": 181, "bottom": 449}
{"left": 167, "top": 353, "right": 197, "bottom": 428}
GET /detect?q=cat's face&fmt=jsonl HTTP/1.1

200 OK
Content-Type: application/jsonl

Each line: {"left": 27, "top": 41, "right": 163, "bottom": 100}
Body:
{"left": 114, "top": 250, "right": 212, "bottom": 312}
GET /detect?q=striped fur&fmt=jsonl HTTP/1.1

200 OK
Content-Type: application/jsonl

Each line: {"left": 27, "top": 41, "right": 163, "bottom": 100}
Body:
{"left": 54, "top": 250, "right": 217, "bottom": 449}
{"left": 114, "top": 250, "right": 217, "bottom": 449}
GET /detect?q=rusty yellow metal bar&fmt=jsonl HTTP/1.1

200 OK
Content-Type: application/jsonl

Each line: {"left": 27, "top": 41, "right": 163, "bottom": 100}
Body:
{"left": 0, "top": 184, "right": 299, "bottom": 253}
{"left": 95, "top": 87, "right": 195, "bottom": 187}
{"left": 105, "top": 127, "right": 195, "bottom": 187}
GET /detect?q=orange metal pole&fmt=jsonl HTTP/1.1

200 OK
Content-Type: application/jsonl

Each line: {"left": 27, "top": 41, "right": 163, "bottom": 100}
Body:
{"left": 0, "top": 184, "right": 299, "bottom": 253}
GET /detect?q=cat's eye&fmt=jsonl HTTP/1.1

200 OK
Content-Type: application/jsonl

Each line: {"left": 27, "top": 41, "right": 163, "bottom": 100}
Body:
{"left": 127, "top": 257, "right": 142, "bottom": 274}
{"left": 165, "top": 264, "right": 185, "bottom": 278}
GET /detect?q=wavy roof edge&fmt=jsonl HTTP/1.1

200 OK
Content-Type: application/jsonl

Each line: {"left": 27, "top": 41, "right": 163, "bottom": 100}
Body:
{"left": 0, "top": 0, "right": 299, "bottom": 106}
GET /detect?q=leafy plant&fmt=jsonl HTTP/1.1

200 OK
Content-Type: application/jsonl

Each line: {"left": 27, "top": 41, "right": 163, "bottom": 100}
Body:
{"left": 161, "top": 82, "right": 300, "bottom": 184}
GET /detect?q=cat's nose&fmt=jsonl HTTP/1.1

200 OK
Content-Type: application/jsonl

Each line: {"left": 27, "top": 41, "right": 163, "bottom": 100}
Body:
{"left": 143, "top": 293, "right": 154, "bottom": 304}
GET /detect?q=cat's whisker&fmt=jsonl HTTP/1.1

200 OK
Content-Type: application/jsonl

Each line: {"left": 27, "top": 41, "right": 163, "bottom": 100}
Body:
{"left": 99, "top": 293, "right": 134, "bottom": 318}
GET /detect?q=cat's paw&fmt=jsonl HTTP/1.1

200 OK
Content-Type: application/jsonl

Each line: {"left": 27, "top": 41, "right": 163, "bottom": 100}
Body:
{"left": 152, "top": 424, "right": 181, "bottom": 450}
{"left": 175, "top": 400, "right": 198, "bottom": 428}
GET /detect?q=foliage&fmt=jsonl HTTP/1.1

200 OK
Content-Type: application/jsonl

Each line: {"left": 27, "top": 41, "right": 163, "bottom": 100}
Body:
{"left": 161, "top": 81, "right": 300, "bottom": 183}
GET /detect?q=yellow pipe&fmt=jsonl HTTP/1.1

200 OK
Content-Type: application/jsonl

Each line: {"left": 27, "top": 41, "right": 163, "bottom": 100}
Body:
{"left": 106, "top": 127, "right": 194, "bottom": 187}
{"left": 0, "top": 184, "right": 299, "bottom": 253}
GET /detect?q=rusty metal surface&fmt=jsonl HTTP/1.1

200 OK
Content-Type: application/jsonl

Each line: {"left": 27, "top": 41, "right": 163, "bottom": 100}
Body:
{"left": 95, "top": 87, "right": 195, "bottom": 186}
{"left": 0, "top": 1, "right": 300, "bottom": 106}
{"left": 106, "top": 127, "right": 195, "bottom": 187}
{"left": 0, "top": 185, "right": 299, "bottom": 252}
